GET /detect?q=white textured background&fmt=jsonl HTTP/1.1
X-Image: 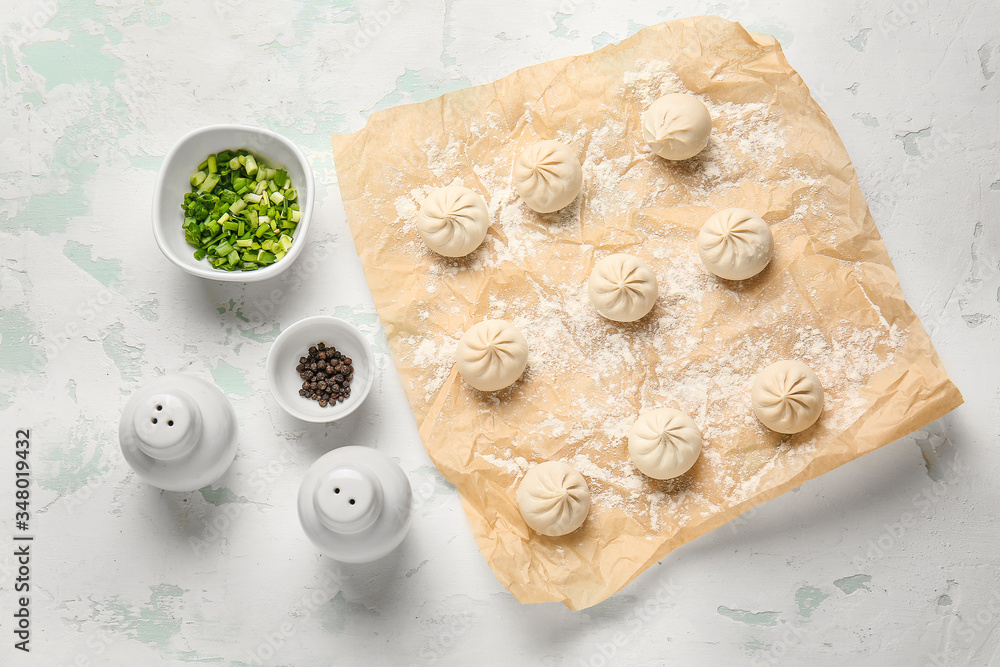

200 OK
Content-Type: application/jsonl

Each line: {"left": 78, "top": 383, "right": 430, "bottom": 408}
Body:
{"left": 1, "top": 0, "right": 998, "bottom": 665}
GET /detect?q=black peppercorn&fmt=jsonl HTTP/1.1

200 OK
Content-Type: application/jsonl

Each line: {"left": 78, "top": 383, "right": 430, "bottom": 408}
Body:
{"left": 296, "top": 341, "right": 355, "bottom": 408}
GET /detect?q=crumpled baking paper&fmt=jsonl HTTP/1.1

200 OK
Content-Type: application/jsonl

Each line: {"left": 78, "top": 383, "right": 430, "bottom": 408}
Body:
{"left": 331, "top": 16, "right": 963, "bottom": 609}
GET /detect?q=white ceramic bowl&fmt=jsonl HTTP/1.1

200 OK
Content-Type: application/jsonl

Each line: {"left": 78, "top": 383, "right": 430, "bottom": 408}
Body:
{"left": 266, "top": 316, "right": 375, "bottom": 423}
{"left": 152, "top": 124, "right": 315, "bottom": 282}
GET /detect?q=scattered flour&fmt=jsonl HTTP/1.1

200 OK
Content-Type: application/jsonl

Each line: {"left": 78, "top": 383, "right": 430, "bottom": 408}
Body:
{"left": 476, "top": 453, "right": 527, "bottom": 479}
{"left": 363, "top": 58, "right": 905, "bottom": 534}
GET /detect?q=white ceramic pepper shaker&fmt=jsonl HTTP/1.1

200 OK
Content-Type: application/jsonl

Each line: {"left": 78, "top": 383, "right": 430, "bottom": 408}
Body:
{"left": 119, "top": 374, "right": 239, "bottom": 492}
{"left": 298, "top": 446, "right": 412, "bottom": 563}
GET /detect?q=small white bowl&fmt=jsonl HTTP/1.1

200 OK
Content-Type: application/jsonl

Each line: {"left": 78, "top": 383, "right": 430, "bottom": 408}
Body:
{"left": 266, "top": 316, "right": 375, "bottom": 423}
{"left": 152, "top": 124, "right": 315, "bottom": 282}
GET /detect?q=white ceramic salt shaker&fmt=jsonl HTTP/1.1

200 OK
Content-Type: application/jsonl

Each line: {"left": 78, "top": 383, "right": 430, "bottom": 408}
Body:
{"left": 119, "top": 374, "right": 239, "bottom": 492}
{"left": 298, "top": 446, "right": 412, "bottom": 563}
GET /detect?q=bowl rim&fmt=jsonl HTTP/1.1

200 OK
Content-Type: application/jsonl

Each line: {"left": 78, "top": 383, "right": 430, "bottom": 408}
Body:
{"left": 266, "top": 315, "right": 376, "bottom": 423}
{"left": 151, "top": 123, "right": 315, "bottom": 283}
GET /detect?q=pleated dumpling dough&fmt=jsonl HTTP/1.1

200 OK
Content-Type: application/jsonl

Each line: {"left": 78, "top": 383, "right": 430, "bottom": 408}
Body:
{"left": 752, "top": 360, "right": 824, "bottom": 434}
{"left": 642, "top": 93, "right": 712, "bottom": 161}
{"left": 513, "top": 140, "right": 583, "bottom": 213}
{"left": 628, "top": 408, "right": 703, "bottom": 480}
{"left": 516, "top": 461, "right": 591, "bottom": 537}
{"left": 588, "top": 253, "right": 658, "bottom": 322}
{"left": 697, "top": 208, "right": 774, "bottom": 281}
{"left": 455, "top": 320, "right": 528, "bottom": 392}
{"left": 415, "top": 185, "right": 490, "bottom": 257}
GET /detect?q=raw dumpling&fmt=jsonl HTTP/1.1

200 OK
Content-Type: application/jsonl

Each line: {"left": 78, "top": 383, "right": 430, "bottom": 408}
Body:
{"left": 628, "top": 408, "right": 703, "bottom": 480}
{"left": 513, "top": 140, "right": 583, "bottom": 213}
{"left": 752, "top": 360, "right": 824, "bottom": 434}
{"left": 642, "top": 93, "right": 712, "bottom": 161}
{"left": 588, "top": 253, "right": 658, "bottom": 322}
{"left": 455, "top": 320, "right": 528, "bottom": 392}
{"left": 516, "top": 461, "right": 591, "bottom": 537}
{"left": 697, "top": 208, "right": 774, "bottom": 281}
{"left": 415, "top": 185, "right": 490, "bottom": 257}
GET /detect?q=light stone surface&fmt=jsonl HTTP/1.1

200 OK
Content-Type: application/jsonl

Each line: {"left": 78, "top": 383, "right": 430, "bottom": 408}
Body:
{"left": 1, "top": 0, "right": 998, "bottom": 665}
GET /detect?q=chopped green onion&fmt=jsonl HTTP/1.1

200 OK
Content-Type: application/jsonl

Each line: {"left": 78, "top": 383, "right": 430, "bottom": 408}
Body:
{"left": 198, "top": 174, "right": 220, "bottom": 194}
{"left": 180, "top": 148, "right": 301, "bottom": 271}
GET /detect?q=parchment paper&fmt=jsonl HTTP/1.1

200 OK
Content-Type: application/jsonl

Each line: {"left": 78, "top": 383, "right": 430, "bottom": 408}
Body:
{"left": 331, "top": 16, "right": 963, "bottom": 609}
